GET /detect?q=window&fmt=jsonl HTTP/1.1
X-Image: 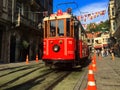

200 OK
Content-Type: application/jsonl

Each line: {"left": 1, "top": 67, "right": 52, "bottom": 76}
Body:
{"left": 112, "top": 7, "right": 115, "bottom": 16}
{"left": 44, "top": 21, "right": 47, "bottom": 38}
{"left": 92, "top": 39, "right": 94, "bottom": 43}
{"left": 66, "top": 19, "right": 70, "bottom": 36}
{"left": 87, "top": 39, "right": 90, "bottom": 43}
{"left": 113, "top": 22, "right": 115, "bottom": 31}
{"left": 49, "top": 20, "right": 64, "bottom": 37}
{"left": 95, "top": 40, "right": 98, "bottom": 44}
{"left": 50, "top": 20, "right": 56, "bottom": 37}
{"left": 57, "top": 20, "right": 64, "bottom": 36}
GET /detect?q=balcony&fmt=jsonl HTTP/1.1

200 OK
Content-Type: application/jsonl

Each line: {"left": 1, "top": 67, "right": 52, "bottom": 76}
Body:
{"left": 15, "top": 13, "right": 39, "bottom": 30}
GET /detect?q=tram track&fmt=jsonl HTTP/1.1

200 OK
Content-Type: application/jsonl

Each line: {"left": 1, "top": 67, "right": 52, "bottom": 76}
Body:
{"left": 2, "top": 68, "right": 72, "bottom": 90}
{"left": 44, "top": 72, "right": 71, "bottom": 90}
{"left": 0, "top": 62, "right": 88, "bottom": 90}
{"left": 1, "top": 69, "right": 54, "bottom": 90}
{"left": 0, "top": 63, "right": 44, "bottom": 77}
{"left": 73, "top": 68, "right": 88, "bottom": 90}
{"left": 0, "top": 62, "right": 42, "bottom": 71}
{"left": 0, "top": 66, "right": 45, "bottom": 88}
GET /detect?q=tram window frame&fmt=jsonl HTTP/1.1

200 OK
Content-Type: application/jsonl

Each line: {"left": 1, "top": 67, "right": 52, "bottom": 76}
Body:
{"left": 44, "top": 21, "right": 47, "bottom": 38}
{"left": 50, "top": 20, "right": 56, "bottom": 37}
{"left": 47, "top": 19, "right": 65, "bottom": 37}
{"left": 70, "top": 18, "right": 74, "bottom": 37}
{"left": 57, "top": 19, "right": 64, "bottom": 36}
{"left": 66, "top": 19, "right": 70, "bottom": 37}
{"left": 74, "top": 21, "right": 79, "bottom": 39}
{"left": 44, "top": 18, "right": 73, "bottom": 38}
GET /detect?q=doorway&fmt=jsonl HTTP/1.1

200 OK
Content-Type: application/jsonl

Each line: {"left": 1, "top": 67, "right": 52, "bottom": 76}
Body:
{"left": 10, "top": 35, "right": 16, "bottom": 62}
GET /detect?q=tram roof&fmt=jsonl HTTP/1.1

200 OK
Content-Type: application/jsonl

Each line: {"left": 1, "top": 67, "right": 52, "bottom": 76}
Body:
{"left": 43, "top": 13, "right": 72, "bottom": 21}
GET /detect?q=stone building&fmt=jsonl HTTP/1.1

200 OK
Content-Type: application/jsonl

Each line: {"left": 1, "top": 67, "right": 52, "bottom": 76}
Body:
{"left": 87, "top": 32, "right": 110, "bottom": 51}
{"left": 108, "top": 0, "right": 116, "bottom": 37}
{"left": 114, "top": 0, "right": 120, "bottom": 41}
{"left": 113, "top": 0, "right": 120, "bottom": 56}
{"left": 0, "top": 0, "right": 53, "bottom": 63}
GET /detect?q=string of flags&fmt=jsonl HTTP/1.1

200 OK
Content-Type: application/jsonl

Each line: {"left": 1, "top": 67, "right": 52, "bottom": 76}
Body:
{"left": 77, "top": 10, "right": 106, "bottom": 22}
{"left": 82, "top": 24, "right": 88, "bottom": 30}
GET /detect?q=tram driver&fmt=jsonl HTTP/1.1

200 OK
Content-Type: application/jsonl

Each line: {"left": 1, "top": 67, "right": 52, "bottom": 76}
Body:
{"left": 50, "top": 27, "right": 56, "bottom": 37}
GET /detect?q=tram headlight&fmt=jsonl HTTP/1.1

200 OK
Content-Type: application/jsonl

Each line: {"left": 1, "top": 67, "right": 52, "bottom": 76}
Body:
{"left": 53, "top": 45, "right": 60, "bottom": 52}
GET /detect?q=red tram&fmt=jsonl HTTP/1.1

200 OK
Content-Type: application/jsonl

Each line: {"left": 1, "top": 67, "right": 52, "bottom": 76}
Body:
{"left": 42, "top": 9, "right": 89, "bottom": 67}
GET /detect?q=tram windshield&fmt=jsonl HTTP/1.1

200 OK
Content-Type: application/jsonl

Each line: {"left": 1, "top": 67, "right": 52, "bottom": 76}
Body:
{"left": 44, "top": 18, "right": 72, "bottom": 38}
{"left": 57, "top": 20, "right": 64, "bottom": 36}
{"left": 50, "top": 20, "right": 64, "bottom": 37}
{"left": 50, "top": 21, "right": 56, "bottom": 37}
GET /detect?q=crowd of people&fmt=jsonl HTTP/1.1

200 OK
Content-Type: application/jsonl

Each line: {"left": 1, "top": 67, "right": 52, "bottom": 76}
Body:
{"left": 95, "top": 48, "right": 115, "bottom": 60}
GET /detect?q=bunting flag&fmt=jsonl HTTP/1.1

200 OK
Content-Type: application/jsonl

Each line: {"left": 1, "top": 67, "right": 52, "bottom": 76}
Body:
{"left": 77, "top": 10, "right": 106, "bottom": 22}
{"left": 82, "top": 24, "right": 88, "bottom": 29}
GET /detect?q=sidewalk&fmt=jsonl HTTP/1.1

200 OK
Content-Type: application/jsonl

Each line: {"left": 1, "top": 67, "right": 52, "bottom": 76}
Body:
{"left": 95, "top": 55, "right": 120, "bottom": 90}
{"left": 0, "top": 60, "right": 43, "bottom": 70}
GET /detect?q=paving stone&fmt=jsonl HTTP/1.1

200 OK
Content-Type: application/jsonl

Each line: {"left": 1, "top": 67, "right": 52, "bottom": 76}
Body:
{"left": 95, "top": 55, "right": 120, "bottom": 90}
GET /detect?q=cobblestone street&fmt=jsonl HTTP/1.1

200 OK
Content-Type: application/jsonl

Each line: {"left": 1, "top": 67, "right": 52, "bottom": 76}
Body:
{"left": 95, "top": 55, "right": 120, "bottom": 90}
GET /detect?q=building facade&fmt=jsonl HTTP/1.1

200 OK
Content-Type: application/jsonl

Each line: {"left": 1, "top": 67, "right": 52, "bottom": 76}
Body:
{"left": 0, "top": 0, "right": 53, "bottom": 63}
{"left": 108, "top": 0, "right": 116, "bottom": 37}
{"left": 113, "top": 0, "right": 120, "bottom": 56}
{"left": 114, "top": 0, "right": 120, "bottom": 41}
{"left": 87, "top": 32, "right": 110, "bottom": 51}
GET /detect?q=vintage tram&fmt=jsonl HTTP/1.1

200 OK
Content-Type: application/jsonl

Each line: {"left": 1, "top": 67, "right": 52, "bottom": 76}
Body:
{"left": 42, "top": 9, "right": 89, "bottom": 67}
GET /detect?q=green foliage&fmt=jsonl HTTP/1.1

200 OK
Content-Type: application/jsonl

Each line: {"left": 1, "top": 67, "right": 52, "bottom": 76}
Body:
{"left": 88, "top": 20, "right": 110, "bottom": 33}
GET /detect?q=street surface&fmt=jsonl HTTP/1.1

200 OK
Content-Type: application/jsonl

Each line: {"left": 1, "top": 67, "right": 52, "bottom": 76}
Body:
{"left": 95, "top": 55, "right": 120, "bottom": 90}
{"left": 0, "top": 61, "right": 87, "bottom": 90}
{"left": 0, "top": 55, "right": 120, "bottom": 90}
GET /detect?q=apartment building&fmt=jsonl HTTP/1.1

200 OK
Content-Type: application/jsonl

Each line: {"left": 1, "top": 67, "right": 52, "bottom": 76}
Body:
{"left": 108, "top": 0, "right": 116, "bottom": 36}
{"left": 87, "top": 32, "right": 110, "bottom": 51}
{"left": 0, "top": 0, "right": 53, "bottom": 63}
{"left": 114, "top": 0, "right": 120, "bottom": 42}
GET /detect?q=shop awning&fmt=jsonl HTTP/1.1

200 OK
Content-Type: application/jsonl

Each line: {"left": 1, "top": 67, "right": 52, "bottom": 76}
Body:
{"left": 94, "top": 45, "right": 102, "bottom": 49}
{"left": 103, "top": 44, "right": 108, "bottom": 47}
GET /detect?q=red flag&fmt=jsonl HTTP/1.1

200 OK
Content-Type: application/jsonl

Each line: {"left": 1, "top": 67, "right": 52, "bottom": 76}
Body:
{"left": 88, "top": 14, "right": 91, "bottom": 17}
{"left": 100, "top": 10, "right": 106, "bottom": 15}
{"left": 77, "top": 16, "right": 81, "bottom": 20}
{"left": 84, "top": 14, "right": 87, "bottom": 17}
{"left": 84, "top": 18, "right": 86, "bottom": 22}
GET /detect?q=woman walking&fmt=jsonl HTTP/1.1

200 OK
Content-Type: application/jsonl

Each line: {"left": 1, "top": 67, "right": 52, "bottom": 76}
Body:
{"left": 110, "top": 48, "right": 115, "bottom": 61}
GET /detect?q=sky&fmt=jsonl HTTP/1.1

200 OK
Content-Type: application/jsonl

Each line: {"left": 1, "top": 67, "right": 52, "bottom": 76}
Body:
{"left": 53, "top": 0, "right": 109, "bottom": 24}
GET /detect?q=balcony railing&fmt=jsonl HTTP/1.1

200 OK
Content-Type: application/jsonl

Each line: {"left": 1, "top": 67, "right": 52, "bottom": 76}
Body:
{"left": 15, "top": 13, "right": 39, "bottom": 30}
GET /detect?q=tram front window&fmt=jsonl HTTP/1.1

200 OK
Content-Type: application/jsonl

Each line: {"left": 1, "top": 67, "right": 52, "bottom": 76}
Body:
{"left": 57, "top": 20, "right": 64, "bottom": 36}
{"left": 50, "top": 21, "right": 56, "bottom": 37}
{"left": 50, "top": 20, "right": 64, "bottom": 37}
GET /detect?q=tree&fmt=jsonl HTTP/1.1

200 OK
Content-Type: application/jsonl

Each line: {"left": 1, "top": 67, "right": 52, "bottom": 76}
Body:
{"left": 87, "top": 20, "right": 110, "bottom": 32}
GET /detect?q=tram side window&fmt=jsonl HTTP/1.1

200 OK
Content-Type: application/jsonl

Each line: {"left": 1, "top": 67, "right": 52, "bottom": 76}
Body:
{"left": 44, "top": 21, "right": 47, "bottom": 38}
{"left": 66, "top": 19, "right": 70, "bottom": 36}
{"left": 58, "top": 20, "right": 64, "bottom": 36}
{"left": 50, "top": 21, "right": 56, "bottom": 37}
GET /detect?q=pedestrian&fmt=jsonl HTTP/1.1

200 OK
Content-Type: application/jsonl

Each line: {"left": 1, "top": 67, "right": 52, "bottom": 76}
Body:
{"left": 101, "top": 49, "right": 104, "bottom": 57}
{"left": 110, "top": 48, "right": 115, "bottom": 61}
{"left": 97, "top": 49, "right": 102, "bottom": 60}
{"left": 106, "top": 49, "right": 109, "bottom": 56}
